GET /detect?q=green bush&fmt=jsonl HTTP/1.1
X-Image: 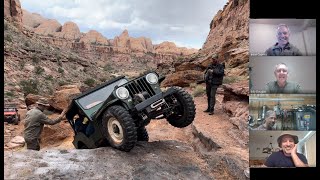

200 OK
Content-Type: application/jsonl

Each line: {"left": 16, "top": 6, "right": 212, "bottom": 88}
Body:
{"left": 223, "top": 76, "right": 243, "bottom": 84}
{"left": 192, "top": 85, "right": 206, "bottom": 97}
{"left": 45, "top": 75, "right": 54, "bottom": 81}
{"left": 5, "top": 91, "right": 15, "bottom": 97}
{"left": 20, "top": 79, "right": 39, "bottom": 95}
{"left": 103, "top": 64, "right": 114, "bottom": 72}
{"left": 84, "top": 78, "right": 95, "bottom": 87}
{"left": 58, "top": 67, "right": 64, "bottom": 74}
{"left": 4, "top": 34, "right": 13, "bottom": 42}
{"left": 34, "top": 66, "right": 45, "bottom": 75}
{"left": 19, "top": 61, "right": 26, "bottom": 70}
{"left": 58, "top": 80, "right": 67, "bottom": 86}
{"left": 24, "top": 41, "right": 30, "bottom": 47}
{"left": 32, "top": 54, "right": 40, "bottom": 64}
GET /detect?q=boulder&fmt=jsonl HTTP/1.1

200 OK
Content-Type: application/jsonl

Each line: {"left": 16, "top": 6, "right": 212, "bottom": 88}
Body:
{"left": 50, "top": 85, "right": 81, "bottom": 111}
{"left": 161, "top": 70, "right": 203, "bottom": 87}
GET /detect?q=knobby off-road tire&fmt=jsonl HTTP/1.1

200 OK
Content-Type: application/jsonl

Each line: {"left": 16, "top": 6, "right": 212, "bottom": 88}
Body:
{"left": 166, "top": 86, "right": 196, "bottom": 128}
{"left": 137, "top": 126, "right": 149, "bottom": 141}
{"left": 102, "top": 106, "right": 137, "bottom": 152}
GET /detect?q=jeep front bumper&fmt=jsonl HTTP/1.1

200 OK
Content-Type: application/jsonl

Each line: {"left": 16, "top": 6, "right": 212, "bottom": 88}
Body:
{"left": 134, "top": 87, "right": 176, "bottom": 112}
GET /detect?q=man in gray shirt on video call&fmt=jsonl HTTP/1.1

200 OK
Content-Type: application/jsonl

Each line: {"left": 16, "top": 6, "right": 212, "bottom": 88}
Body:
{"left": 266, "top": 63, "right": 300, "bottom": 93}
{"left": 265, "top": 24, "right": 302, "bottom": 56}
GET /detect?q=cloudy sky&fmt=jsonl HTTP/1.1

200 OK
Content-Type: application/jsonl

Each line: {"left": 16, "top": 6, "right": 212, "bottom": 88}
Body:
{"left": 20, "top": 0, "right": 228, "bottom": 49}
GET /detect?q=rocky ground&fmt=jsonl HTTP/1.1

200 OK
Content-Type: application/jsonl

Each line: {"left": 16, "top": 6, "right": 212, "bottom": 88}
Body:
{"left": 4, "top": 87, "right": 249, "bottom": 180}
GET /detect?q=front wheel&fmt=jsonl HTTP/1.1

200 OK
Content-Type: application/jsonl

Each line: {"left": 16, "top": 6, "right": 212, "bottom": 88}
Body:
{"left": 102, "top": 106, "right": 137, "bottom": 152}
{"left": 166, "top": 86, "right": 196, "bottom": 128}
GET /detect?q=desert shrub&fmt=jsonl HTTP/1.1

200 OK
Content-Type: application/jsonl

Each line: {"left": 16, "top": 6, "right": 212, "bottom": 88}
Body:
{"left": 4, "top": 34, "right": 13, "bottom": 42}
{"left": 103, "top": 64, "right": 114, "bottom": 72}
{"left": 24, "top": 41, "right": 30, "bottom": 47}
{"left": 58, "top": 80, "right": 67, "bottom": 86}
{"left": 34, "top": 66, "right": 45, "bottom": 75}
{"left": 223, "top": 76, "right": 244, "bottom": 84}
{"left": 20, "top": 79, "right": 39, "bottom": 95}
{"left": 84, "top": 78, "right": 95, "bottom": 87}
{"left": 45, "top": 75, "right": 54, "bottom": 81}
{"left": 5, "top": 91, "right": 15, "bottom": 97}
{"left": 32, "top": 54, "right": 40, "bottom": 64}
{"left": 189, "top": 83, "right": 197, "bottom": 89}
{"left": 19, "top": 61, "right": 26, "bottom": 70}
{"left": 58, "top": 67, "right": 64, "bottom": 74}
{"left": 192, "top": 85, "right": 206, "bottom": 97}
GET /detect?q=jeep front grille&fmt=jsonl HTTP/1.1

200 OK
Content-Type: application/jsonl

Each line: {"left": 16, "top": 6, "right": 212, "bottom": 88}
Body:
{"left": 125, "top": 78, "right": 156, "bottom": 98}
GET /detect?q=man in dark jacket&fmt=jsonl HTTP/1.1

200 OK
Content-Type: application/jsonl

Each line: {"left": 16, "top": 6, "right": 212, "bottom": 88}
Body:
{"left": 24, "top": 98, "right": 66, "bottom": 151}
{"left": 203, "top": 54, "right": 225, "bottom": 115}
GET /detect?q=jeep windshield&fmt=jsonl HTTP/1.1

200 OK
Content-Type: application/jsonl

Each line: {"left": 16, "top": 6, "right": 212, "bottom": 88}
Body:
{"left": 78, "top": 78, "right": 128, "bottom": 111}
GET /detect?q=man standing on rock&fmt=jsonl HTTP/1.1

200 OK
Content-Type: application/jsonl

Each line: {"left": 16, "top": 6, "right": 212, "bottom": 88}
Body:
{"left": 24, "top": 98, "right": 67, "bottom": 151}
{"left": 203, "top": 54, "right": 225, "bottom": 115}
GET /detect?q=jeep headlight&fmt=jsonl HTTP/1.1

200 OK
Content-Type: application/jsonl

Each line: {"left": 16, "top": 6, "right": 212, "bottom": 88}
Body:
{"left": 116, "top": 87, "right": 129, "bottom": 99}
{"left": 146, "top": 73, "right": 158, "bottom": 84}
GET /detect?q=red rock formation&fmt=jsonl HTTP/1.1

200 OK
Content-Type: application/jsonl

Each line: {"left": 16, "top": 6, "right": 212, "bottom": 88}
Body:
{"left": 199, "top": 0, "right": 249, "bottom": 76}
{"left": 22, "top": 9, "right": 46, "bottom": 29}
{"left": 80, "top": 30, "right": 109, "bottom": 46}
{"left": 4, "top": 0, "right": 23, "bottom": 28}
{"left": 161, "top": 70, "right": 203, "bottom": 87}
{"left": 34, "top": 19, "right": 62, "bottom": 36}
{"left": 155, "top": 41, "right": 197, "bottom": 56}
{"left": 56, "top": 21, "right": 81, "bottom": 40}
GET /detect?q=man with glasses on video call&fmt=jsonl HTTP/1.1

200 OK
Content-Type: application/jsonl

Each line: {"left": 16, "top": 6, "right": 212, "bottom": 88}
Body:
{"left": 265, "top": 24, "right": 302, "bottom": 56}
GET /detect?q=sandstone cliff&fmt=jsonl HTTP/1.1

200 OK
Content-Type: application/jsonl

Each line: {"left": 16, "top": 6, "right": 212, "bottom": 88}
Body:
{"left": 21, "top": 10, "right": 197, "bottom": 60}
{"left": 4, "top": 0, "right": 23, "bottom": 29}
{"left": 162, "top": 0, "right": 249, "bottom": 87}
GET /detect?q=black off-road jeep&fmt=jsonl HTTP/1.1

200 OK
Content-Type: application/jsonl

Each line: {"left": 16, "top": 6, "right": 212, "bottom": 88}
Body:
{"left": 66, "top": 71, "right": 196, "bottom": 151}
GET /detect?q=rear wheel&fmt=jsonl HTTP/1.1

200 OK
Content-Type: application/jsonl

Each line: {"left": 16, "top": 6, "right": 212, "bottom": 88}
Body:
{"left": 137, "top": 126, "right": 149, "bottom": 141}
{"left": 166, "top": 86, "right": 196, "bottom": 128}
{"left": 102, "top": 106, "right": 137, "bottom": 152}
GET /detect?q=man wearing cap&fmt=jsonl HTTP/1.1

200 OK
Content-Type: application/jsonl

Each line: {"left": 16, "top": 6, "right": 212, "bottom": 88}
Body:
{"left": 203, "top": 54, "right": 225, "bottom": 115}
{"left": 24, "top": 98, "right": 67, "bottom": 151}
{"left": 264, "top": 134, "right": 308, "bottom": 167}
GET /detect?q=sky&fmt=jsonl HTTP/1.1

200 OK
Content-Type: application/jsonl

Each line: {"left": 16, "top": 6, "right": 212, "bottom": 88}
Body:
{"left": 20, "top": 0, "right": 228, "bottom": 49}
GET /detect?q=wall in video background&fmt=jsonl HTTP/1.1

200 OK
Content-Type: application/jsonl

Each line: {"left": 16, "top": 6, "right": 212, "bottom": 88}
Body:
{"left": 249, "top": 94, "right": 316, "bottom": 131}
{"left": 249, "top": 19, "right": 316, "bottom": 56}
{"left": 249, "top": 56, "right": 316, "bottom": 93}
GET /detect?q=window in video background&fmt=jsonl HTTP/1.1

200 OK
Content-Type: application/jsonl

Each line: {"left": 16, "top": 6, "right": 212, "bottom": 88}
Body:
{"left": 249, "top": 131, "right": 316, "bottom": 168}
{"left": 249, "top": 19, "right": 316, "bottom": 56}
{"left": 249, "top": 94, "right": 316, "bottom": 131}
{"left": 249, "top": 56, "right": 316, "bottom": 94}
